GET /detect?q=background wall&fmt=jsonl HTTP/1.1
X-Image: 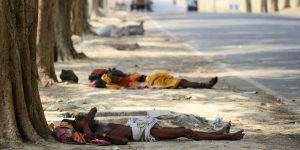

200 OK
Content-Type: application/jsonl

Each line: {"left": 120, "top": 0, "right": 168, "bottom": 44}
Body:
{"left": 176, "top": 0, "right": 299, "bottom": 13}
{"left": 198, "top": 0, "right": 297, "bottom": 13}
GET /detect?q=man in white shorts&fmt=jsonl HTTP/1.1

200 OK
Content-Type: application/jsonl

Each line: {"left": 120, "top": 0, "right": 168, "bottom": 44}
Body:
{"left": 55, "top": 108, "right": 245, "bottom": 145}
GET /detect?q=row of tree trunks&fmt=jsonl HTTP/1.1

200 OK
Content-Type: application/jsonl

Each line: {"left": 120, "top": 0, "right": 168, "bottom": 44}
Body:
{"left": 1, "top": 0, "right": 98, "bottom": 146}
{"left": 37, "top": 0, "right": 58, "bottom": 86}
{"left": 53, "top": 0, "right": 86, "bottom": 61}
{"left": 71, "top": 0, "right": 92, "bottom": 36}
{"left": 36, "top": 0, "right": 91, "bottom": 85}
{"left": 247, "top": 0, "right": 298, "bottom": 13}
{"left": 0, "top": 0, "right": 50, "bottom": 146}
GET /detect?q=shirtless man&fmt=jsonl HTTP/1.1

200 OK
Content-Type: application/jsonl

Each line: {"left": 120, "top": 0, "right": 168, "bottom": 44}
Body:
{"left": 59, "top": 108, "right": 245, "bottom": 145}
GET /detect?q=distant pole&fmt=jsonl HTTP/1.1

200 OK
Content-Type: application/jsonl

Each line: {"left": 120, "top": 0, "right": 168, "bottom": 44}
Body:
{"left": 246, "top": 0, "right": 252, "bottom": 13}
{"left": 284, "top": 0, "right": 291, "bottom": 9}
{"left": 271, "top": 0, "right": 279, "bottom": 12}
{"left": 261, "top": 0, "right": 268, "bottom": 13}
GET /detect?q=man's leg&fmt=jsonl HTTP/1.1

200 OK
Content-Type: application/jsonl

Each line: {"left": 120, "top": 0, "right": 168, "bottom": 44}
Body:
{"left": 105, "top": 122, "right": 228, "bottom": 140}
{"left": 159, "top": 122, "right": 231, "bottom": 136}
{"left": 178, "top": 77, "right": 218, "bottom": 89}
{"left": 183, "top": 128, "right": 244, "bottom": 141}
{"left": 150, "top": 127, "right": 187, "bottom": 140}
{"left": 150, "top": 123, "right": 244, "bottom": 141}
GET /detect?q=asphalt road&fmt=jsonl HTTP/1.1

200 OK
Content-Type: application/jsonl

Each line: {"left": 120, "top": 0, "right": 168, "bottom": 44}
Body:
{"left": 148, "top": 4, "right": 300, "bottom": 102}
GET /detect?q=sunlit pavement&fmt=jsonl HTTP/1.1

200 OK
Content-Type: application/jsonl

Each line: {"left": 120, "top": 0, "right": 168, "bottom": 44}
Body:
{"left": 147, "top": 1, "right": 300, "bottom": 103}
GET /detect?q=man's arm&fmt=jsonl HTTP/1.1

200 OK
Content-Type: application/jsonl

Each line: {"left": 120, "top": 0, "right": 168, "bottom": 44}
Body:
{"left": 82, "top": 108, "right": 129, "bottom": 145}
{"left": 83, "top": 107, "right": 97, "bottom": 141}
{"left": 85, "top": 107, "right": 97, "bottom": 127}
{"left": 95, "top": 133, "right": 128, "bottom": 145}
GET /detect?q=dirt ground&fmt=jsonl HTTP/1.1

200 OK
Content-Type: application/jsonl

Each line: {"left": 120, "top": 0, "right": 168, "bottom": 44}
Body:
{"left": 279, "top": 7, "right": 300, "bottom": 16}
{"left": 11, "top": 11, "right": 299, "bottom": 150}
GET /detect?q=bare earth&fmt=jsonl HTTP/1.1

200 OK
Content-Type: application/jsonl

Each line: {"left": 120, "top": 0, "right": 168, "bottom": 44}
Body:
{"left": 279, "top": 7, "right": 300, "bottom": 16}
{"left": 15, "top": 11, "right": 299, "bottom": 150}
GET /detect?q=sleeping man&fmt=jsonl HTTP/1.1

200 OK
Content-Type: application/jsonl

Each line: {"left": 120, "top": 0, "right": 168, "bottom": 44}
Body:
{"left": 89, "top": 68, "right": 218, "bottom": 89}
{"left": 53, "top": 108, "right": 245, "bottom": 145}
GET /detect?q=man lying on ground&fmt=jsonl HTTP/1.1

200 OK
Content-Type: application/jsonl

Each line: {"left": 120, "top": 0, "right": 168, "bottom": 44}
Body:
{"left": 94, "top": 21, "right": 144, "bottom": 38}
{"left": 53, "top": 108, "right": 245, "bottom": 145}
{"left": 88, "top": 68, "right": 218, "bottom": 89}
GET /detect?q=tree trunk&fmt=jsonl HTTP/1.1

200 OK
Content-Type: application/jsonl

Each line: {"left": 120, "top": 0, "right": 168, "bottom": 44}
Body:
{"left": 261, "top": 0, "right": 268, "bottom": 13}
{"left": 0, "top": 0, "right": 50, "bottom": 146}
{"left": 98, "top": 0, "right": 104, "bottom": 8}
{"left": 246, "top": 0, "right": 252, "bottom": 13}
{"left": 284, "top": 0, "right": 291, "bottom": 9}
{"left": 37, "top": 0, "right": 58, "bottom": 86}
{"left": 88, "top": 0, "right": 104, "bottom": 19}
{"left": 53, "top": 0, "right": 86, "bottom": 61}
{"left": 71, "top": 0, "right": 92, "bottom": 36}
{"left": 271, "top": 0, "right": 279, "bottom": 12}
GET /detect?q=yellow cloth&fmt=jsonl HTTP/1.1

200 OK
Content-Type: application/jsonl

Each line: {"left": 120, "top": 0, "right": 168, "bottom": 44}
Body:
{"left": 101, "top": 74, "right": 112, "bottom": 84}
{"left": 59, "top": 121, "right": 85, "bottom": 143}
{"left": 101, "top": 74, "right": 124, "bottom": 89}
{"left": 59, "top": 121, "right": 74, "bottom": 129}
{"left": 145, "top": 72, "right": 180, "bottom": 89}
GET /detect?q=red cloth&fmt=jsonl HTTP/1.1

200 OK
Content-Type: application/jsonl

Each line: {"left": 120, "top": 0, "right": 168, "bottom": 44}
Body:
{"left": 89, "top": 139, "right": 111, "bottom": 146}
{"left": 53, "top": 125, "right": 111, "bottom": 145}
{"left": 113, "top": 73, "right": 144, "bottom": 88}
{"left": 92, "top": 69, "right": 107, "bottom": 75}
{"left": 53, "top": 127, "right": 74, "bottom": 143}
{"left": 90, "top": 81, "right": 97, "bottom": 87}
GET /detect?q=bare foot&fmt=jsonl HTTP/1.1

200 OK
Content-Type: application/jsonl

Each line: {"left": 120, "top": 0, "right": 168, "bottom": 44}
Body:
{"left": 228, "top": 130, "right": 245, "bottom": 140}
{"left": 222, "top": 121, "right": 231, "bottom": 134}
{"left": 215, "top": 121, "right": 231, "bottom": 135}
{"left": 207, "top": 77, "right": 218, "bottom": 88}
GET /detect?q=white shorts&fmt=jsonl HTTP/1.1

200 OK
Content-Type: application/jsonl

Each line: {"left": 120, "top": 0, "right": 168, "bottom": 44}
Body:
{"left": 126, "top": 116, "right": 159, "bottom": 142}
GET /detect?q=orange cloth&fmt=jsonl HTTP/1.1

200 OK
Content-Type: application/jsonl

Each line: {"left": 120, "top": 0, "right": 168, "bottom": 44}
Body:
{"left": 59, "top": 121, "right": 85, "bottom": 143}
{"left": 73, "top": 132, "right": 85, "bottom": 143}
{"left": 112, "top": 73, "right": 144, "bottom": 88}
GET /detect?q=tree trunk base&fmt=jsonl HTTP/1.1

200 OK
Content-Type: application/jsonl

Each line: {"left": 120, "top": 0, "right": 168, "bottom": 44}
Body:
{"left": 54, "top": 0, "right": 88, "bottom": 61}
{"left": 39, "top": 76, "right": 57, "bottom": 87}
{"left": 74, "top": 52, "right": 87, "bottom": 59}
{"left": 1, "top": 0, "right": 51, "bottom": 143}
